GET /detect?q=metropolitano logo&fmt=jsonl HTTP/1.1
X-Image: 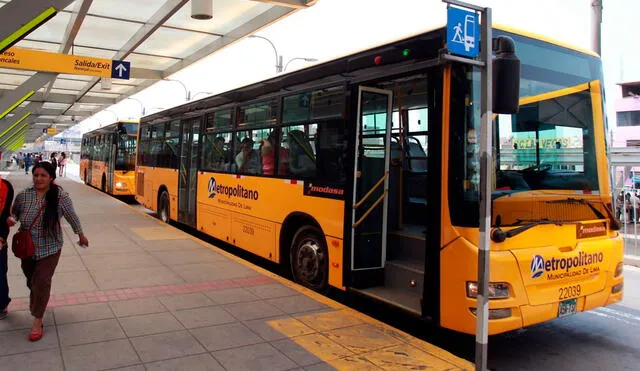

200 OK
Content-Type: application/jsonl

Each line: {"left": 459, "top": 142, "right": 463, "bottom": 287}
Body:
{"left": 530, "top": 255, "right": 545, "bottom": 279}
{"left": 208, "top": 177, "right": 217, "bottom": 198}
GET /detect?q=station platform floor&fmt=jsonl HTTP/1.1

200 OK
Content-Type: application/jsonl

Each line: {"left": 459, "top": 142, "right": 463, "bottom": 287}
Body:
{"left": 0, "top": 169, "right": 473, "bottom": 371}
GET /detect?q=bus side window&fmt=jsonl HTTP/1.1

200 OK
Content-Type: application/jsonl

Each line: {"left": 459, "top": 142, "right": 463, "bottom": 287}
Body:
{"left": 315, "top": 120, "right": 346, "bottom": 182}
{"left": 280, "top": 125, "right": 316, "bottom": 178}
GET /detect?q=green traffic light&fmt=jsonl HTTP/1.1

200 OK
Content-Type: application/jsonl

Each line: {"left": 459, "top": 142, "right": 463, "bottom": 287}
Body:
{"left": 402, "top": 48, "right": 411, "bottom": 57}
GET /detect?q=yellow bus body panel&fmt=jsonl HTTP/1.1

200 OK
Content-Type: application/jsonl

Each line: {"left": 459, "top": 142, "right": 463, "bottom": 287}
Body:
{"left": 441, "top": 225, "right": 623, "bottom": 335}
{"left": 196, "top": 172, "right": 345, "bottom": 288}
{"left": 88, "top": 160, "right": 107, "bottom": 189}
{"left": 134, "top": 166, "right": 179, "bottom": 218}
{"left": 112, "top": 170, "right": 136, "bottom": 196}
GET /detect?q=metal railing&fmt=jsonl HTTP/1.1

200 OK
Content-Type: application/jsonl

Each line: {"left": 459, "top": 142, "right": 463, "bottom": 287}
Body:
{"left": 612, "top": 165, "right": 640, "bottom": 257}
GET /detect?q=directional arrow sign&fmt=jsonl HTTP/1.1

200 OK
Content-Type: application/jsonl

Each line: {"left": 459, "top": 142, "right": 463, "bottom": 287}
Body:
{"left": 0, "top": 47, "right": 131, "bottom": 80}
{"left": 111, "top": 60, "right": 130, "bottom": 79}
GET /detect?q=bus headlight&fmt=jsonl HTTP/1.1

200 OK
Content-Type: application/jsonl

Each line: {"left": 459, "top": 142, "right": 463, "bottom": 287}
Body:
{"left": 115, "top": 182, "right": 127, "bottom": 190}
{"left": 466, "top": 281, "right": 510, "bottom": 299}
{"left": 615, "top": 262, "right": 623, "bottom": 278}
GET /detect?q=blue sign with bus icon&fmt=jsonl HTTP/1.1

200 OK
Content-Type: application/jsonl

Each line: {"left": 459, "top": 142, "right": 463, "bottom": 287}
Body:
{"left": 447, "top": 7, "right": 480, "bottom": 58}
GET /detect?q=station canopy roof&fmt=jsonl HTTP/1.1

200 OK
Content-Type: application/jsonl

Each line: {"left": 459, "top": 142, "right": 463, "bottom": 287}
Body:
{"left": 0, "top": 0, "right": 315, "bottom": 146}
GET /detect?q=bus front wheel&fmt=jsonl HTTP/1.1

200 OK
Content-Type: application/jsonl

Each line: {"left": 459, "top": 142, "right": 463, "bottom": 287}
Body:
{"left": 158, "top": 191, "right": 170, "bottom": 223}
{"left": 101, "top": 175, "right": 106, "bottom": 192}
{"left": 290, "top": 226, "right": 329, "bottom": 293}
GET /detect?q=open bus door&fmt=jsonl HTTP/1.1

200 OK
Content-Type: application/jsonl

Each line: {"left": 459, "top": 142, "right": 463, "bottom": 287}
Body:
{"left": 350, "top": 87, "right": 393, "bottom": 285}
{"left": 177, "top": 117, "right": 201, "bottom": 228}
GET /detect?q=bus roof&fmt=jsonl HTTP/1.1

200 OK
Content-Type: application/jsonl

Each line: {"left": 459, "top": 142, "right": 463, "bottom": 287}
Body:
{"left": 82, "top": 120, "right": 139, "bottom": 137}
{"left": 142, "top": 24, "right": 599, "bottom": 124}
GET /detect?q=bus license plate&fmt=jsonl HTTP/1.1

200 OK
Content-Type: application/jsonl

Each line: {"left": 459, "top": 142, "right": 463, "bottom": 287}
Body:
{"left": 558, "top": 298, "right": 578, "bottom": 318}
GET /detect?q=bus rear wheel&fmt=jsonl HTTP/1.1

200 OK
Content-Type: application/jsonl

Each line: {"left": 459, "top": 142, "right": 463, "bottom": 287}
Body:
{"left": 290, "top": 226, "right": 329, "bottom": 293}
{"left": 101, "top": 175, "right": 106, "bottom": 192}
{"left": 158, "top": 191, "right": 170, "bottom": 223}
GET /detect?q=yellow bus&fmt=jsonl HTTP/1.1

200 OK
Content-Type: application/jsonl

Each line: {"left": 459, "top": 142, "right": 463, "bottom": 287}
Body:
{"left": 80, "top": 120, "right": 138, "bottom": 195}
{"left": 135, "top": 26, "right": 623, "bottom": 335}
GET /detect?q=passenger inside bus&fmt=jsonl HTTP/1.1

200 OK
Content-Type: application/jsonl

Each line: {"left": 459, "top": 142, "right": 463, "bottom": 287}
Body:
{"left": 212, "top": 136, "right": 233, "bottom": 172}
{"left": 235, "top": 137, "right": 261, "bottom": 174}
{"left": 261, "top": 132, "right": 288, "bottom": 175}
{"left": 286, "top": 130, "right": 316, "bottom": 177}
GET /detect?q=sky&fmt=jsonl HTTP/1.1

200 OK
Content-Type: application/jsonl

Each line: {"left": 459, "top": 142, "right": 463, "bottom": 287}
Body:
{"left": 64, "top": 0, "right": 638, "bottom": 137}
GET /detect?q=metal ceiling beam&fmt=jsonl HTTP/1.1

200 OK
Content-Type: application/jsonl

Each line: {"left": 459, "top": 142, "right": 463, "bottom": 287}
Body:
{"left": 38, "top": 108, "right": 92, "bottom": 117}
{"left": 30, "top": 118, "right": 81, "bottom": 124}
{"left": 0, "top": 0, "right": 75, "bottom": 46}
{"left": 70, "top": 0, "right": 190, "bottom": 110}
{"left": 0, "top": 121, "right": 31, "bottom": 148}
{"left": 0, "top": 102, "right": 43, "bottom": 135}
{"left": 17, "top": 91, "right": 116, "bottom": 105}
{"left": 60, "top": 0, "right": 93, "bottom": 54}
{"left": 0, "top": 72, "right": 55, "bottom": 118}
{"left": 251, "top": 0, "right": 318, "bottom": 8}
{"left": 2, "top": 131, "right": 27, "bottom": 150}
{"left": 118, "top": 5, "right": 298, "bottom": 101}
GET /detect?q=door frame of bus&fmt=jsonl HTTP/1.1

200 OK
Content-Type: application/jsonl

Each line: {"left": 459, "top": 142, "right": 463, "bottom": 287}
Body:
{"left": 87, "top": 137, "right": 93, "bottom": 186}
{"left": 108, "top": 132, "right": 116, "bottom": 194}
{"left": 177, "top": 117, "right": 201, "bottom": 228}
{"left": 350, "top": 86, "right": 393, "bottom": 281}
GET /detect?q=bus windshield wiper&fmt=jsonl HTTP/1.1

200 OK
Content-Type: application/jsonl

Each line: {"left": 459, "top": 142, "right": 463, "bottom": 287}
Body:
{"left": 546, "top": 197, "right": 620, "bottom": 230}
{"left": 491, "top": 218, "right": 569, "bottom": 242}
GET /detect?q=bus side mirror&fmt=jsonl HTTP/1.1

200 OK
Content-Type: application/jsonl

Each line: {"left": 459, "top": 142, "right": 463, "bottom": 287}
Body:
{"left": 492, "top": 36, "right": 520, "bottom": 114}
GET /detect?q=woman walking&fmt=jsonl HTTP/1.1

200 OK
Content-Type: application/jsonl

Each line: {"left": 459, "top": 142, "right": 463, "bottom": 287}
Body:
{"left": 58, "top": 152, "right": 67, "bottom": 177}
{"left": 7, "top": 162, "right": 88, "bottom": 341}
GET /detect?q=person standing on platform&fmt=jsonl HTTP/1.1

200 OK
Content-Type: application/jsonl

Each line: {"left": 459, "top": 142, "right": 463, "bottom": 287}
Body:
{"left": 0, "top": 176, "right": 14, "bottom": 320}
{"left": 24, "top": 154, "right": 32, "bottom": 175}
{"left": 50, "top": 153, "right": 58, "bottom": 175}
{"left": 58, "top": 152, "right": 67, "bottom": 177}
{"left": 7, "top": 162, "right": 89, "bottom": 341}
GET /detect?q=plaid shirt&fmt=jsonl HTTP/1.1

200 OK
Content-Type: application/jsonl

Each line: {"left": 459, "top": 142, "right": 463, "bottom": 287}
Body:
{"left": 12, "top": 186, "right": 83, "bottom": 260}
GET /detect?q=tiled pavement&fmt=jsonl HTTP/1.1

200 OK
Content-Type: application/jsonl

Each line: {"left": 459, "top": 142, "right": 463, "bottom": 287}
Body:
{"left": 0, "top": 171, "right": 472, "bottom": 371}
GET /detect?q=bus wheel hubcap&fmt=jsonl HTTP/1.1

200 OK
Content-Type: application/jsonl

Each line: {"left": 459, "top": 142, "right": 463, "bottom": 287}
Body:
{"left": 296, "top": 239, "right": 324, "bottom": 283}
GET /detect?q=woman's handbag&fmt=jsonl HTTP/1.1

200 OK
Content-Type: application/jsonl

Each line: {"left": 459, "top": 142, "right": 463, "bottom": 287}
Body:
{"left": 12, "top": 204, "right": 45, "bottom": 259}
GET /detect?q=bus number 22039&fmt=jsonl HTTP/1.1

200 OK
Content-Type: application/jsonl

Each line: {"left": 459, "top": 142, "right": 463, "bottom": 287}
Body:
{"left": 559, "top": 284, "right": 581, "bottom": 300}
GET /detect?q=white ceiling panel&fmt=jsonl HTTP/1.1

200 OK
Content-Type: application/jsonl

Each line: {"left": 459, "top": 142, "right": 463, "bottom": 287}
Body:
{"left": 123, "top": 53, "right": 177, "bottom": 71}
{"left": 55, "top": 74, "right": 96, "bottom": 82}
{"left": 88, "top": 84, "right": 131, "bottom": 94}
{"left": 14, "top": 39, "right": 60, "bottom": 52}
{"left": 24, "top": 11, "right": 72, "bottom": 44}
{"left": 74, "top": 15, "right": 142, "bottom": 51}
{"left": 87, "top": 0, "right": 167, "bottom": 23}
{"left": 135, "top": 28, "right": 219, "bottom": 59}
{"left": 0, "top": 74, "right": 31, "bottom": 86}
{"left": 43, "top": 102, "right": 72, "bottom": 110}
{"left": 52, "top": 79, "right": 92, "bottom": 91}
{"left": 71, "top": 45, "right": 118, "bottom": 60}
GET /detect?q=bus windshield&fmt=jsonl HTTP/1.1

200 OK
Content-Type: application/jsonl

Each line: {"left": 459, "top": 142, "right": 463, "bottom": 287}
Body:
{"left": 115, "top": 123, "right": 137, "bottom": 171}
{"left": 450, "top": 31, "right": 606, "bottom": 227}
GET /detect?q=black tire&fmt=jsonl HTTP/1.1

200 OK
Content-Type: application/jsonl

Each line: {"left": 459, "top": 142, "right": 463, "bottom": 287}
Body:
{"left": 101, "top": 175, "right": 106, "bottom": 192}
{"left": 158, "top": 191, "right": 170, "bottom": 223}
{"left": 83, "top": 170, "right": 87, "bottom": 184}
{"left": 290, "top": 226, "right": 329, "bottom": 293}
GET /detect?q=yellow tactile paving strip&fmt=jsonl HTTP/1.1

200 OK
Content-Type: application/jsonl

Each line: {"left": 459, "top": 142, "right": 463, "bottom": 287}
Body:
{"left": 268, "top": 310, "right": 469, "bottom": 370}
{"left": 102, "top": 187, "right": 473, "bottom": 370}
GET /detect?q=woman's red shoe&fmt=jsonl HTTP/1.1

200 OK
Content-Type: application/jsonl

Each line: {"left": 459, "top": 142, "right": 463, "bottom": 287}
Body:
{"left": 28, "top": 325, "right": 44, "bottom": 342}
